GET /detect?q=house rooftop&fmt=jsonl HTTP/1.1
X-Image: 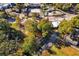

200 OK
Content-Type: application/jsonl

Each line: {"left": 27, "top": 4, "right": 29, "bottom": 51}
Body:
{"left": 27, "top": 4, "right": 41, "bottom": 8}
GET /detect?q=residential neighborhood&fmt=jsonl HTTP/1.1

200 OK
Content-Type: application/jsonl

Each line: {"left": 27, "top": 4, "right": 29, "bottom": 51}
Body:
{"left": 0, "top": 3, "right": 79, "bottom": 56}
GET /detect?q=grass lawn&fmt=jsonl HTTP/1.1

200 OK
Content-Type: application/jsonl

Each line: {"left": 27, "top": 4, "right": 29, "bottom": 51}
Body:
{"left": 60, "top": 46, "right": 79, "bottom": 56}
{"left": 50, "top": 45, "right": 79, "bottom": 56}
{"left": 50, "top": 45, "right": 65, "bottom": 56}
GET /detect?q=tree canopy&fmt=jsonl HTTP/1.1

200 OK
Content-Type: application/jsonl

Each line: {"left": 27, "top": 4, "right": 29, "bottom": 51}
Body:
{"left": 58, "top": 20, "right": 73, "bottom": 34}
{"left": 0, "top": 19, "right": 25, "bottom": 55}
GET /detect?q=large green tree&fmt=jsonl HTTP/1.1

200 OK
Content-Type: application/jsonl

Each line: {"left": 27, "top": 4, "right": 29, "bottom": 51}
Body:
{"left": 37, "top": 19, "right": 52, "bottom": 38}
{"left": 22, "top": 33, "right": 36, "bottom": 55}
{"left": 71, "top": 16, "right": 79, "bottom": 28}
{"left": 24, "top": 18, "right": 37, "bottom": 33}
{"left": 58, "top": 20, "right": 73, "bottom": 35}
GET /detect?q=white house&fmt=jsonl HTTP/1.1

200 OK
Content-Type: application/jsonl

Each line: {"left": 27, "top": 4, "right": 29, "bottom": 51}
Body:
{"left": 31, "top": 9, "right": 41, "bottom": 13}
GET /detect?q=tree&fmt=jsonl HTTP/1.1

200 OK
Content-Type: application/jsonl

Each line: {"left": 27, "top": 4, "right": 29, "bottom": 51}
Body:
{"left": 22, "top": 32, "right": 37, "bottom": 55}
{"left": 71, "top": 16, "right": 79, "bottom": 28}
{"left": 24, "top": 18, "right": 37, "bottom": 33}
{"left": 37, "top": 19, "right": 52, "bottom": 38}
{"left": 55, "top": 3, "right": 64, "bottom": 10}
{"left": 11, "top": 16, "right": 20, "bottom": 30}
{"left": 0, "top": 11, "right": 8, "bottom": 19}
{"left": 22, "top": 18, "right": 38, "bottom": 55}
{"left": 16, "top": 3, "right": 25, "bottom": 13}
{"left": 41, "top": 4, "right": 49, "bottom": 15}
{"left": 0, "top": 19, "right": 25, "bottom": 55}
{"left": 53, "top": 3, "right": 72, "bottom": 12}
{"left": 75, "top": 4, "right": 79, "bottom": 12}
{"left": 62, "top": 4, "right": 71, "bottom": 11}
{"left": 58, "top": 20, "right": 73, "bottom": 35}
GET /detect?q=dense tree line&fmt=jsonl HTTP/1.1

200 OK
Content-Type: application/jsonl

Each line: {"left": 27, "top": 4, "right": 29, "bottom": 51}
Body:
{"left": 58, "top": 16, "right": 79, "bottom": 42}
{"left": 0, "top": 19, "right": 25, "bottom": 55}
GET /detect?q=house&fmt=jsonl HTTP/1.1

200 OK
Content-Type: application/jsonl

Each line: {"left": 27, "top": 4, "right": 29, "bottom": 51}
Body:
{"left": 0, "top": 3, "right": 16, "bottom": 10}
{"left": 45, "top": 9, "right": 66, "bottom": 28}
{"left": 21, "top": 4, "right": 44, "bottom": 20}
{"left": 24, "top": 4, "right": 41, "bottom": 16}
{"left": 0, "top": 5, "right": 3, "bottom": 10}
{"left": 5, "top": 8, "right": 12, "bottom": 13}
{"left": 9, "top": 3, "right": 16, "bottom": 8}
